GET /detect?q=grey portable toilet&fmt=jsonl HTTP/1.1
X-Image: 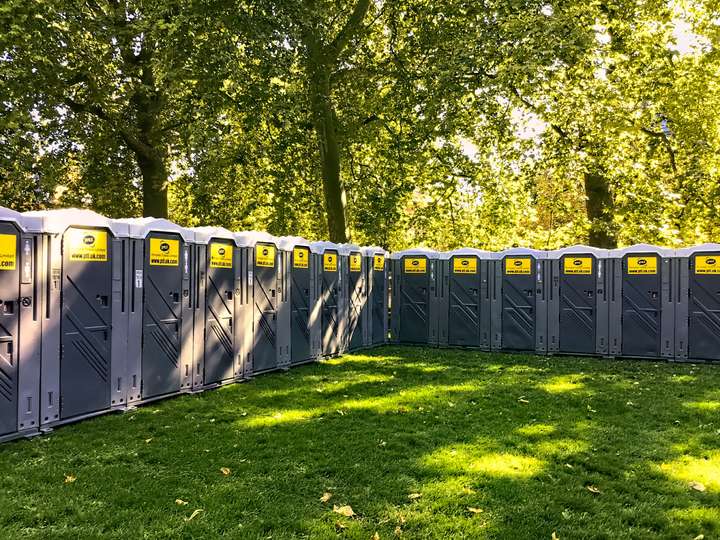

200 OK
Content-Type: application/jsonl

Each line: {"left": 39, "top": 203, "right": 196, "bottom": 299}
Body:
{"left": 444, "top": 248, "right": 494, "bottom": 349}
{"left": 0, "top": 208, "right": 42, "bottom": 442}
{"left": 119, "top": 218, "right": 194, "bottom": 402}
{"left": 389, "top": 249, "right": 445, "bottom": 345}
{"left": 608, "top": 244, "right": 674, "bottom": 359}
{"left": 492, "top": 247, "right": 548, "bottom": 354}
{"left": 25, "top": 209, "right": 131, "bottom": 427}
{"left": 311, "top": 241, "right": 349, "bottom": 357}
{"left": 236, "top": 231, "right": 291, "bottom": 375}
{"left": 361, "top": 246, "right": 389, "bottom": 348}
{"left": 278, "top": 236, "right": 321, "bottom": 366}
{"left": 343, "top": 244, "right": 366, "bottom": 352}
{"left": 546, "top": 246, "right": 610, "bottom": 356}
{"left": 190, "top": 226, "right": 243, "bottom": 389}
{"left": 674, "top": 244, "right": 720, "bottom": 362}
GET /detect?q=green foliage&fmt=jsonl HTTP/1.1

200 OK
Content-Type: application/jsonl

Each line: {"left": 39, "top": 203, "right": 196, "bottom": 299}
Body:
{"left": 1, "top": 0, "right": 719, "bottom": 248}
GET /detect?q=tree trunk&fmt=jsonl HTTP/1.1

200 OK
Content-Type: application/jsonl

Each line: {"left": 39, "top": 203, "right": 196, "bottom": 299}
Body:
{"left": 309, "top": 70, "right": 349, "bottom": 243}
{"left": 137, "top": 150, "right": 169, "bottom": 218}
{"left": 584, "top": 171, "right": 617, "bottom": 248}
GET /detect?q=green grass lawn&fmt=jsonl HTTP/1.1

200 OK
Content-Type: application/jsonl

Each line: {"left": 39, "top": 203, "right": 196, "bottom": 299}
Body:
{"left": 1, "top": 347, "right": 719, "bottom": 539}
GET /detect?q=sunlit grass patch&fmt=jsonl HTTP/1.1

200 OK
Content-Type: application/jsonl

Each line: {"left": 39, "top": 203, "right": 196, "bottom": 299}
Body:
{"left": 682, "top": 400, "right": 720, "bottom": 411}
{"left": 422, "top": 445, "right": 545, "bottom": 478}
{"left": 539, "top": 375, "right": 587, "bottom": 394}
{"left": 516, "top": 423, "right": 557, "bottom": 437}
{"left": 660, "top": 452, "right": 720, "bottom": 492}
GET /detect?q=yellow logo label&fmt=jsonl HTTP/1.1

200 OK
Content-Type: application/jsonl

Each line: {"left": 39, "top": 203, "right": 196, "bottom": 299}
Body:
{"left": 453, "top": 257, "right": 477, "bottom": 274}
{"left": 695, "top": 255, "right": 720, "bottom": 274}
{"left": 0, "top": 233, "right": 17, "bottom": 270}
{"left": 149, "top": 237, "right": 179, "bottom": 266}
{"left": 255, "top": 244, "right": 276, "bottom": 268}
{"left": 627, "top": 256, "right": 657, "bottom": 275}
{"left": 209, "top": 242, "right": 233, "bottom": 269}
{"left": 404, "top": 257, "right": 426, "bottom": 273}
{"left": 293, "top": 247, "right": 309, "bottom": 269}
{"left": 505, "top": 257, "right": 531, "bottom": 275}
{"left": 350, "top": 253, "right": 362, "bottom": 272}
{"left": 324, "top": 252, "right": 337, "bottom": 271}
{"left": 563, "top": 257, "right": 592, "bottom": 275}
{"left": 373, "top": 255, "right": 385, "bottom": 271}
{"left": 67, "top": 228, "right": 108, "bottom": 262}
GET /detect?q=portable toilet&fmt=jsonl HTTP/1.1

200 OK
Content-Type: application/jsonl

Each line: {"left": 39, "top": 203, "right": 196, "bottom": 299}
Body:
{"left": 361, "top": 246, "right": 389, "bottom": 347}
{"left": 343, "top": 244, "right": 366, "bottom": 352}
{"left": 190, "top": 226, "right": 243, "bottom": 389}
{"left": 311, "top": 241, "right": 349, "bottom": 357}
{"left": 389, "top": 249, "right": 446, "bottom": 346}
{"left": 492, "top": 247, "right": 548, "bottom": 353}
{"left": 0, "top": 208, "right": 42, "bottom": 442}
{"left": 546, "top": 246, "right": 610, "bottom": 356}
{"left": 674, "top": 244, "right": 720, "bottom": 362}
{"left": 278, "top": 236, "right": 321, "bottom": 366}
{"left": 444, "top": 248, "right": 494, "bottom": 349}
{"left": 236, "top": 231, "right": 291, "bottom": 374}
{"left": 608, "top": 244, "right": 674, "bottom": 359}
{"left": 25, "top": 209, "right": 131, "bottom": 427}
{"left": 119, "top": 217, "right": 195, "bottom": 402}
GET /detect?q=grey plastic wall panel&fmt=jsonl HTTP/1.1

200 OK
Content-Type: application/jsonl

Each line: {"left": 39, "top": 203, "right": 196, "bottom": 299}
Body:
{"left": 479, "top": 259, "right": 492, "bottom": 350}
{"left": 310, "top": 252, "right": 322, "bottom": 359}
{"left": 191, "top": 244, "right": 206, "bottom": 390}
{"left": 674, "top": 256, "right": 689, "bottom": 361}
{"left": 320, "top": 250, "right": 341, "bottom": 356}
{"left": 369, "top": 255, "right": 388, "bottom": 346}
{"left": 660, "top": 257, "right": 675, "bottom": 359}
{"left": 547, "top": 259, "right": 560, "bottom": 355}
{"left": 277, "top": 249, "right": 291, "bottom": 369}
{"left": 180, "top": 243, "right": 193, "bottom": 389}
{"left": 126, "top": 238, "right": 144, "bottom": 405}
{"left": 596, "top": 258, "right": 610, "bottom": 356}
{"left": 110, "top": 237, "right": 127, "bottom": 409}
{"left": 430, "top": 259, "right": 449, "bottom": 347}
{"left": 608, "top": 258, "right": 623, "bottom": 357}
{"left": 338, "top": 254, "right": 350, "bottom": 354}
{"left": 236, "top": 247, "right": 253, "bottom": 379}
{"left": 389, "top": 260, "right": 400, "bottom": 343}
{"left": 40, "top": 234, "right": 61, "bottom": 426}
{"left": 535, "top": 259, "right": 548, "bottom": 354}
{"left": 398, "top": 255, "right": 431, "bottom": 344}
{"left": 0, "top": 223, "right": 22, "bottom": 436}
{"left": 491, "top": 260, "right": 502, "bottom": 351}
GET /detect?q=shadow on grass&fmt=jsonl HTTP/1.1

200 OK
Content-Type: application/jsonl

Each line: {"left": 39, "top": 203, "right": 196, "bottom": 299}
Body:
{"left": 0, "top": 346, "right": 718, "bottom": 539}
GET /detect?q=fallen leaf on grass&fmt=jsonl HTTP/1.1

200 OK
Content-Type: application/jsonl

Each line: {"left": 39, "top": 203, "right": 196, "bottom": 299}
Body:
{"left": 394, "top": 525, "right": 402, "bottom": 536}
{"left": 467, "top": 507, "right": 483, "bottom": 514}
{"left": 552, "top": 532, "right": 560, "bottom": 540}
{"left": 334, "top": 521, "right": 347, "bottom": 531}
{"left": 586, "top": 485, "right": 601, "bottom": 494}
{"left": 587, "top": 405, "right": 597, "bottom": 413}
{"left": 185, "top": 509, "right": 203, "bottom": 522}
{"left": 175, "top": 499, "right": 188, "bottom": 506}
{"left": 337, "top": 410, "right": 346, "bottom": 416}
{"left": 320, "top": 492, "right": 333, "bottom": 503}
{"left": 145, "top": 438, "right": 153, "bottom": 444}
{"left": 690, "top": 481, "right": 706, "bottom": 492}
{"left": 693, "top": 535, "right": 704, "bottom": 540}
{"left": 220, "top": 467, "right": 231, "bottom": 476}
{"left": 64, "top": 474, "right": 76, "bottom": 484}
{"left": 372, "top": 533, "right": 380, "bottom": 540}
{"left": 407, "top": 493, "right": 422, "bottom": 500}
{"left": 462, "top": 486, "right": 476, "bottom": 494}
{"left": 518, "top": 397, "right": 529, "bottom": 404}
{"left": 333, "top": 504, "right": 356, "bottom": 517}
{"left": 564, "top": 463, "right": 573, "bottom": 469}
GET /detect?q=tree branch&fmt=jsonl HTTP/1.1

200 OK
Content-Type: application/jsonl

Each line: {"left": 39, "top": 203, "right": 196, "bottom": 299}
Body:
{"left": 640, "top": 126, "right": 677, "bottom": 174}
{"left": 327, "top": 0, "right": 371, "bottom": 61}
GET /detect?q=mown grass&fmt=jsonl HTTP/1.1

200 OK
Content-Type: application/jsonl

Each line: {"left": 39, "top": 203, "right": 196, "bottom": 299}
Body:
{"left": 1, "top": 346, "right": 719, "bottom": 539}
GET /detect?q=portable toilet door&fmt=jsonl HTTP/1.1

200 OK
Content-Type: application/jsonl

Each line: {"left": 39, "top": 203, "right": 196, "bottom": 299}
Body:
{"left": 674, "top": 245, "right": 720, "bottom": 362}
{"left": 547, "top": 246, "right": 609, "bottom": 356}
{"left": 445, "top": 248, "right": 491, "bottom": 348}
{"left": 0, "top": 209, "right": 41, "bottom": 442}
{"left": 279, "top": 236, "right": 318, "bottom": 366}
{"left": 238, "top": 232, "right": 290, "bottom": 375}
{"left": 312, "top": 242, "right": 343, "bottom": 356}
{"left": 346, "top": 246, "right": 365, "bottom": 352}
{"left": 390, "top": 249, "right": 435, "bottom": 344}
{"left": 26, "top": 209, "right": 129, "bottom": 426}
{"left": 496, "top": 248, "right": 548, "bottom": 353}
{"left": 191, "top": 227, "right": 241, "bottom": 388}
{"left": 608, "top": 244, "right": 674, "bottom": 359}
{"left": 363, "top": 247, "right": 388, "bottom": 347}
{"left": 119, "top": 218, "right": 194, "bottom": 401}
